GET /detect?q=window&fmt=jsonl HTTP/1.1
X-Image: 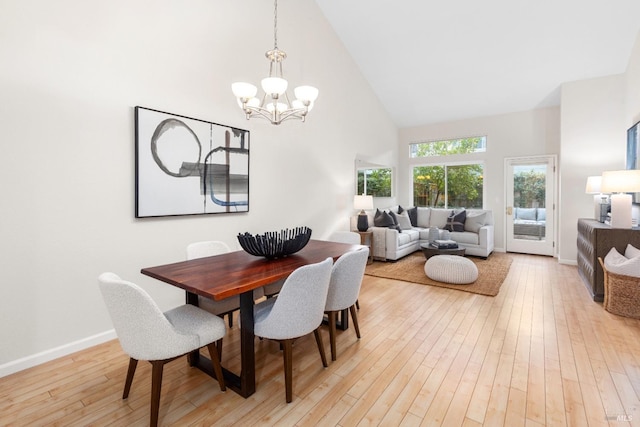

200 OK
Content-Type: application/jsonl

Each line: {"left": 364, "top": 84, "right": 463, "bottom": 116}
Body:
{"left": 410, "top": 136, "right": 485, "bottom": 208}
{"left": 410, "top": 136, "right": 486, "bottom": 158}
{"left": 413, "top": 164, "right": 483, "bottom": 208}
{"left": 357, "top": 167, "right": 392, "bottom": 197}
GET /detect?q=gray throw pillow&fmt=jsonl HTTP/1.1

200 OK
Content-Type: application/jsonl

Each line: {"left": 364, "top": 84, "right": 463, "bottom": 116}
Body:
{"left": 393, "top": 211, "right": 413, "bottom": 230}
{"left": 464, "top": 212, "right": 487, "bottom": 233}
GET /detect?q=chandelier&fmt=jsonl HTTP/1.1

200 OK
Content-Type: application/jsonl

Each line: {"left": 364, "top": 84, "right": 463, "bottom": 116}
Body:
{"left": 231, "top": 0, "right": 319, "bottom": 125}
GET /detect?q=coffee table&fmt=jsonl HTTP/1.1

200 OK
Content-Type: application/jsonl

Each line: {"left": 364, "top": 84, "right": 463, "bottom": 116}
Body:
{"left": 420, "top": 243, "right": 466, "bottom": 259}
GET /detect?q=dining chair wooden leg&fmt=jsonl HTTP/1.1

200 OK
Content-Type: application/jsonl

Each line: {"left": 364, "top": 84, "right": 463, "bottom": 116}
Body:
{"left": 123, "top": 358, "right": 138, "bottom": 399}
{"left": 313, "top": 328, "right": 328, "bottom": 367}
{"left": 150, "top": 360, "right": 166, "bottom": 427}
{"left": 207, "top": 343, "right": 226, "bottom": 392}
{"left": 227, "top": 313, "right": 234, "bottom": 328}
{"left": 216, "top": 338, "right": 223, "bottom": 362}
{"left": 356, "top": 299, "right": 360, "bottom": 310}
{"left": 327, "top": 311, "right": 338, "bottom": 361}
{"left": 349, "top": 305, "right": 361, "bottom": 339}
{"left": 282, "top": 339, "right": 294, "bottom": 403}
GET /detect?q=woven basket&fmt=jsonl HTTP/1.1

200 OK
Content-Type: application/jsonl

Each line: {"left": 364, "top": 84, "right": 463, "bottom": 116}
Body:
{"left": 598, "top": 257, "right": 640, "bottom": 319}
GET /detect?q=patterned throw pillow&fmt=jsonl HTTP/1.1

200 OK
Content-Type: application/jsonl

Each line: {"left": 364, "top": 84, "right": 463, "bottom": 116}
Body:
{"left": 444, "top": 210, "right": 466, "bottom": 232}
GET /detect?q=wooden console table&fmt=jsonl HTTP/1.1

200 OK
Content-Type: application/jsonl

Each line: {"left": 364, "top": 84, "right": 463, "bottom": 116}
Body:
{"left": 577, "top": 218, "right": 640, "bottom": 301}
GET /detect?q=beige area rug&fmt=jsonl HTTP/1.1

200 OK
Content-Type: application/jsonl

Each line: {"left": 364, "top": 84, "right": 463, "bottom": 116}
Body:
{"left": 365, "top": 252, "right": 513, "bottom": 297}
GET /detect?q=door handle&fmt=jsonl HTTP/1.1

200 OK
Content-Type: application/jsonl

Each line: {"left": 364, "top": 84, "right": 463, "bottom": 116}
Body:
{"left": 506, "top": 206, "right": 513, "bottom": 215}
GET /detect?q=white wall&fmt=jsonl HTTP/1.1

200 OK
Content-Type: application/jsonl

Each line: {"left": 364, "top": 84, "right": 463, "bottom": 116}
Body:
{"left": 0, "top": 0, "right": 398, "bottom": 372}
{"left": 627, "top": 31, "right": 640, "bottom": 126}
{"left": 558, "top": 75, "right": 627, "bottom": 263}
{"left": 398, "top": 107, "right": 561, "bottom": 252}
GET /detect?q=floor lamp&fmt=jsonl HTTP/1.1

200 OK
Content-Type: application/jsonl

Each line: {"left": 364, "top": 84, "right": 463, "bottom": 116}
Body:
{"left": 601, "top": 170, "right": 640, "bottom": 228}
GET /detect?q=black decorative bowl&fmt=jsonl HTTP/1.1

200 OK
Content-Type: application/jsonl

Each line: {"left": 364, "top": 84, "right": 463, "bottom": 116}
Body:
{"left": 237, "top": 226, "right": 312, "bottom": 260}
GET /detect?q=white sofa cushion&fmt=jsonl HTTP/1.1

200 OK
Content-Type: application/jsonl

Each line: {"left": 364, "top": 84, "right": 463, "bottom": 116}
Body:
{"left": 430, "top": 209, "right": 451, "bottom": 228}
{"left": 450, "top": 231, "right": 479, "bottom": 245}
{"left": 397, "top": 230, "right": 417, "bottom": 245}
{"left": 417, "top": 208, "right": 431, "bottom": 228}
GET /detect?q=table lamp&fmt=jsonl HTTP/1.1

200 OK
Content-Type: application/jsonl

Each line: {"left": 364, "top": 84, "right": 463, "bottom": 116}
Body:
{"left": 600, "top": 170, "right": 640, "bottom": 228}
{"left": 585, "top": 175, "right": 609, "bottom": 222}
{"left": 353, "top": 195, "right": 373, "bottom": 231}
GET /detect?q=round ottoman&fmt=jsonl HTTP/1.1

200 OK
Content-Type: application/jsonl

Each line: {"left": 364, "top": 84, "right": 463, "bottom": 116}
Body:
{"left": 424, "top": 255, "right": 478, "bottom": 284}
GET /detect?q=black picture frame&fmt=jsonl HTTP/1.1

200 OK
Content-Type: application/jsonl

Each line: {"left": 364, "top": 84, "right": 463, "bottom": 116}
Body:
{"left": 135, "top": 107, "right": 250, "bottom": 218}
{"left": 626, "top": 120, "right": 640, "bottom": 203}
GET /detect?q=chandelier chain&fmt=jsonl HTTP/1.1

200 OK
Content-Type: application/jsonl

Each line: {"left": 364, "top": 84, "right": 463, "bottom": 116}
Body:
{"left": 273, "top": 0, "right": 278, "bottom": 49}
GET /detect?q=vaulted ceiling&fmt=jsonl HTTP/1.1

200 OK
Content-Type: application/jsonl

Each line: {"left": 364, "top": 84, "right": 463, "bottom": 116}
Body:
{"left": 315, "top": 0, "right": 640, "bottom": 128}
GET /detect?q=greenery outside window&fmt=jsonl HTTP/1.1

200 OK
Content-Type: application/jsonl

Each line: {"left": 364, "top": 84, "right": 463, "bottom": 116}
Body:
{"left": 513, "top": 166, "right": 546, "bottom": 208}
{"left": 413, "top": 164, "right": 483, "bottom": 208}
{"left": 357, "top": 168, "right": 392, "bottom": 197}
{"left": 410, "top": 136, "right": 486, "bottom": 158}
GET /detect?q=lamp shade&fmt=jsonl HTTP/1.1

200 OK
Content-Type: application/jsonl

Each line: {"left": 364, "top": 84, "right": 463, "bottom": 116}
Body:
{"left": 585, "top": 176, "right": 602, "bottom": 194}
{"left": 231, "top": 82, "right": 258, "bottom": 99}
{"left": 601, "top": 170, "right": 640, "bottom": 193}
{"left": 261, "top": 77, "right": 288, "bottom": 95}
{"left": 294, "top": 85, "right": 319, "bottom": 102}
{"left": 353, "top": 195, "right": 373, "bottom": 211}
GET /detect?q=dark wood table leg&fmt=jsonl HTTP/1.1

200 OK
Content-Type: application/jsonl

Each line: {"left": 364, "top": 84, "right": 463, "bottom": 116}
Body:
{"left": 185, "top": 290, "right": 256, "bottom": 397}
{"left": 238, "top": 290, "right": 256, "bottom": 396}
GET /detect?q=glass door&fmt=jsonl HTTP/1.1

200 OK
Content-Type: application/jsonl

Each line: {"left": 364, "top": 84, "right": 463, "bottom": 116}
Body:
{"left": 505, "top": 156, "right": 555, "bottom": 256}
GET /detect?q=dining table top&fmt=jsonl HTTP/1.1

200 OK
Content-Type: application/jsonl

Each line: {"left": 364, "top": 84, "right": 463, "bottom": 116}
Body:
{"left": 140, "top": 239, "right": 364, "bottom": 301}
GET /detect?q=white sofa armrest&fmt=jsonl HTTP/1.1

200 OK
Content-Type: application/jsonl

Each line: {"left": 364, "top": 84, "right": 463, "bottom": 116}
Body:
{"left": 370, "top": 226, "right": 393, "bottom": 260}
{"left": 478, "top": 224, "right": 494, "bottom": 253}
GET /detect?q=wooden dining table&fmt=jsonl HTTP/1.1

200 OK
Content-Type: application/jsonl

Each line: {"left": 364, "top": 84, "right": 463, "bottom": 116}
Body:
{"left": 140, "top": 239, "right": 364, "bottom": 398}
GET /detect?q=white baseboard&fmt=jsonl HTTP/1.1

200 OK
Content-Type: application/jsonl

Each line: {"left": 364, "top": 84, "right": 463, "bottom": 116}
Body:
{"left": 0, "top": 330, "right": 117, "bottom": 378}
{"left": 558, "top": 258, "right": 578, "bottom": 266}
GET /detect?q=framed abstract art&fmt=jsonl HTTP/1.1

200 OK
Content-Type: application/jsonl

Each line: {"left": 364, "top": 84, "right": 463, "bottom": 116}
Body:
{"left": 135, "top": 107, "right": 250, "bottom": 217}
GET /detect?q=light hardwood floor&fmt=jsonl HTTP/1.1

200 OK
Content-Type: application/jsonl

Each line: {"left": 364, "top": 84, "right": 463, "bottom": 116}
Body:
{"left": 2, "top": 254, "right": 640, "bottom": 426}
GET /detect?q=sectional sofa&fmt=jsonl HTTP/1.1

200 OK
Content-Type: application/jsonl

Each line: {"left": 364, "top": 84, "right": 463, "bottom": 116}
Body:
{"left": 352, "top": 206, "right": 494, "bottom": 261}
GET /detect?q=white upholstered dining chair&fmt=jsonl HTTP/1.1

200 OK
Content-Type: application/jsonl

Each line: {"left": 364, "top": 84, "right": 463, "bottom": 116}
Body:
{"left": 253, "top": 257, "right": 333, "bottom": 403}
{"left": 324, "top": 247, "right": 369, "bottom": 361}
{"left": 98, "top": 272, "right": 226, "bottom": 427}
{"left": 328, "top": 230, "right": 363, "bottom": 309}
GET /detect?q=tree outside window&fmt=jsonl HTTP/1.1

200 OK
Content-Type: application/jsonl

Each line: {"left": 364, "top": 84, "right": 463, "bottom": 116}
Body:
{"left": 513, "top": 167, "right": 546, "bottom": 208}
{"left": 357, "top": 168, "right": 392, "bottom": 197}
{"left": 411, "top": 136, "right": 485, "bottom": 208}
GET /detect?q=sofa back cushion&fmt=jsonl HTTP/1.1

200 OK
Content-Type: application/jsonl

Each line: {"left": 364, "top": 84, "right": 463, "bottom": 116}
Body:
{"left": 429, "top": 209, "right": 452, "bottom": 228}
{"left": 416, "top": 207, "right": 431, "bottom": 228}
{"left": 537, "top": 208, "right": 546, "bottom": 221}
{"left": 515, "top": 207, "right": 537, "bottom": 221}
